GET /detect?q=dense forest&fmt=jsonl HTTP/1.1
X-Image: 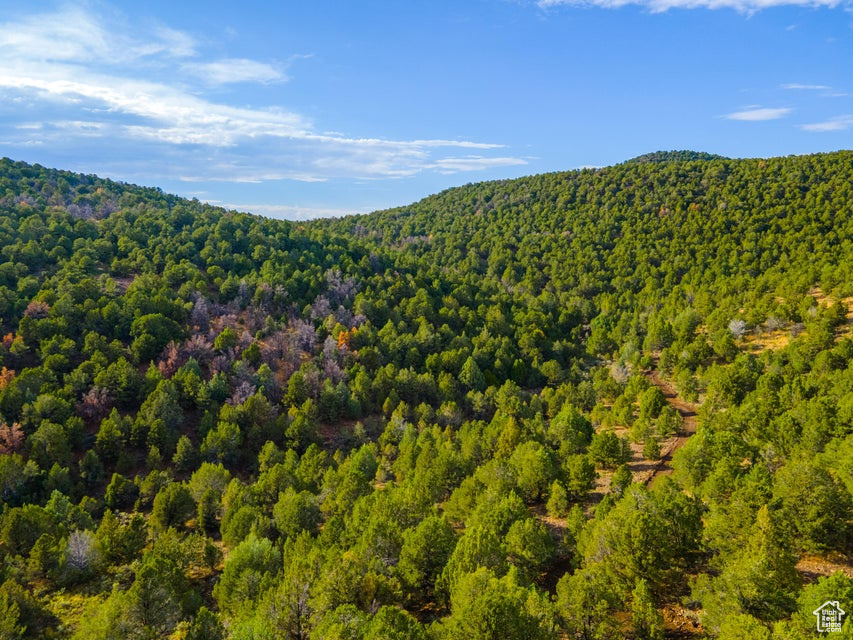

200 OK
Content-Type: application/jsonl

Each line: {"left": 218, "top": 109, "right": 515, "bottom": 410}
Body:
{"left": 0, "top": 151, "right": 851, "bottom": 639}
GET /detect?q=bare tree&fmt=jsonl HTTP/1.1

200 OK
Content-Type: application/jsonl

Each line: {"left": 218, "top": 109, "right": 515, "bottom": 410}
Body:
{"left": 321, "top": 336, "right": 345, "bottom": 383}
{"left": 325, "top": 267, "right": 357, "bottom": 305}
{"left": 728, "top": 319, "right": 747, "bottom": 340}
{"left": 292, "top": 319, "right": 318, "bottom": 353}
{"left": 0, "top": 422, "right": 25, "bottom": 455}
{"left": 184, "top": 334, "right": 214, "bottom": 365}
{"left": 77, "top": 387, "right": 113, "bottom": 421}
{"left": 24, "top": 300, "right": 50, "bottom": 319}
{"left": 334, "top": 305, "right": 354, "bottom": 328}
{"left": 190, "top": 295, "right": 211, "bottom": 333}
{"left": 764, "top": 316, "right": 783, "bottom": 333}
{"left": 158, "top": 341, "right": 185, "bottom": 378}
{"left": 610, "top": 361, "right": 630, "bottom": 385}
{"left": 65, "top": 530, "right": 99, "bottom": 573}
{"left": 209, "top": 354, "right": 230, "bottom": 376}
{"left": 229, "top": 381, "right": 257, "bottom": 406}
{"left": 309, "top": 295, "right": 331, "bottom": 321}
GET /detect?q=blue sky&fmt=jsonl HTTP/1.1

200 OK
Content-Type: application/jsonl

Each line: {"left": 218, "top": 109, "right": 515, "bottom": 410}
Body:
{"left": 0, "top": 0, "right": 850, "bottom": 219}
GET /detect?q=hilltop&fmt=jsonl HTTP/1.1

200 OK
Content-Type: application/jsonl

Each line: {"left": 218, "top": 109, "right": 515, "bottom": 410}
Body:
{"left": 623, "top": 150, "right": 730, "bottom": 164}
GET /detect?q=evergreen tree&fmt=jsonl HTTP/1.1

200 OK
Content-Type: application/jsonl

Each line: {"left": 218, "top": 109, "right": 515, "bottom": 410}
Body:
{"left": 630, "top": 579, "right": 664, "bottom": 640}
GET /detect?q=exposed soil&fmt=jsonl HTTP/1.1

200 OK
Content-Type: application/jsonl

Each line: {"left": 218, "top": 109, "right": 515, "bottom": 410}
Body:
{"left": 742, "top": 289, "right": 853, "bottom": 352}
{"left": 796, "top": 554, "right": 853, "bottom": 583}
{"left": 585, "top": 366, "right": 699, "bottom": 504}
{"left": 536, "top": 368, "right": 708, "bottom": 637}
{"left": 636, "top": 369, "right": 699, "bottom": 486}
{"left": 661, "top": 603, "right": 704, "bottom": 639}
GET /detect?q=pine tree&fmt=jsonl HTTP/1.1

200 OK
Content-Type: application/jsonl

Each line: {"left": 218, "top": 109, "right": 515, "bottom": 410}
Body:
{"left": 631, "top": 579, "right": 664, "bottom": 640}
{"left": 459, "top": 356, "right": 486, "bottom": 392}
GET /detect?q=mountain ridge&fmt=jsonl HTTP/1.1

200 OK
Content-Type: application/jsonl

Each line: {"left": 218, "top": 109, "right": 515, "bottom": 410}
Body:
{"left": 5, "top": 149, "right": 850, "bottom": 223}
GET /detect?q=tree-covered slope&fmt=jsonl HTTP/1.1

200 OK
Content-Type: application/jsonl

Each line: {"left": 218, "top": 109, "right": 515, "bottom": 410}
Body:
{"left": 0, "top": 151, "right": 851, "bottom": 639}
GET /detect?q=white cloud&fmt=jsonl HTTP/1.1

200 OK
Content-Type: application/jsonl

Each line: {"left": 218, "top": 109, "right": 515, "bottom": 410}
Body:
{"left": 0, "top": 66, "right": 310, "bottom": 144}
{"left": 781, "top": 83, "right": 832, "bottom": 90}
{"left": 538, "top": 0, "right": 841, "bottom": 12}
{"left": 801, "top": 115, "right": 853, "bottom": 131}
{"left": 51, "top": 120, "right": 109, "bottom": 136}
{"left": 151, "top": 26, "right": 197, "bottom": 59}
{"left": 0, "top": 6, "right": 196, "bottom": 65}
{"left": 183, "top": 59, "right": 285, "bottom": 85}
{"left": 219, "top": 203, "right": 368, "bottom": 220}
{"left": 0, "top": 6, "right": 524, "bottom": 183}
{"left": 724, "top": 106, "right": 792, "bottom": 121}
{"left": 425, "top": 156, "right": 530, "bottom": 173}
{"left": 0, "top": 7, "right": 112, "bottom": 63}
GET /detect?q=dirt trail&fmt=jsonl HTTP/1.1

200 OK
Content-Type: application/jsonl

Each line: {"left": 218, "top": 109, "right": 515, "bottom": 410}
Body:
{"left": 633, "top": 369, "right": 698, "bottom": 486}
{"left": 796, "top": 555, "right": 853, "bottom": 583}
{"left": 632, "top": 369, "right": 853, "bottom": 587}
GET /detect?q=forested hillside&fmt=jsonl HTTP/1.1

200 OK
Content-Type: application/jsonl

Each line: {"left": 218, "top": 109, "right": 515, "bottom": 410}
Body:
{"left": 0, "top": 152, "right": 851, "bottom": 639}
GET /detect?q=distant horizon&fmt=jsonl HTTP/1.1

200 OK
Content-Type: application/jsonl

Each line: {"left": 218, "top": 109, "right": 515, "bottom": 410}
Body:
{"left": 5, "top": 146, "right": 852, "bottom": 221}
{"left": 1, "top": 1, "right": 850, "bottom": 219}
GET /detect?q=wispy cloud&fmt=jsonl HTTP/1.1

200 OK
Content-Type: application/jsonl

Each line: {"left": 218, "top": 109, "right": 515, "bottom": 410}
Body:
{"left": 425, "top": 156, "right": 534, "bottom": 173}
{"left": 0, "top": 6, "right": 525, "bottom": 183}
{"left": 182, "top": 59, "right": 286, "bottom": 85}
{"left": 0, "top": 6, "right": 196, "bottom": 64}
{"left": 781, "top": 83, "right": 832, "bottom": 90}
{"left": 724, "top": 106, "right": 792, "bottom": 121}
{"left": 780, "top": 83, "right": 847, "bottom": 98}
{"left": 801, "top": 115, "right": 853, "bottom": 132}
{"left": 219, "top": 202, "right": 368, "bottom": 220}
{"left": 538, "top": 0, "right": 842, "bottom": 12}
